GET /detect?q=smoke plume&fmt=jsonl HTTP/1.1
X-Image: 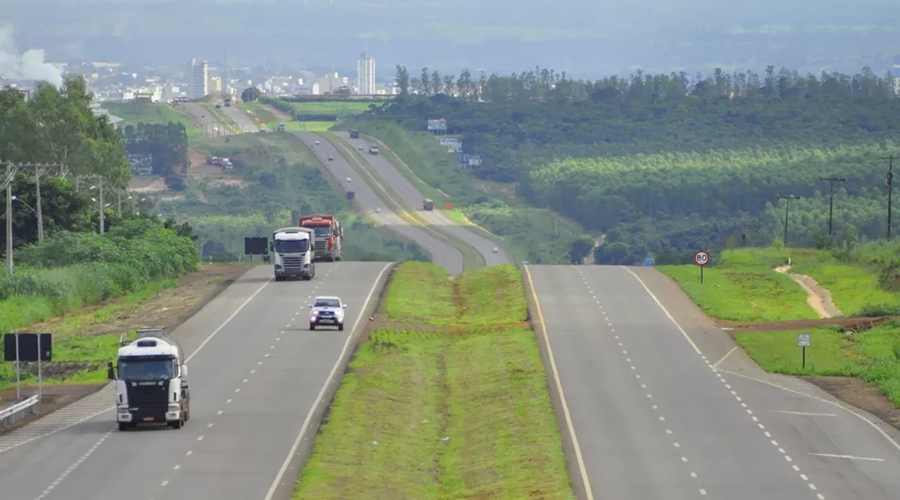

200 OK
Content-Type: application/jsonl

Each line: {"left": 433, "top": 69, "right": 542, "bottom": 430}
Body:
{"left": 0, "top": 24, "right": 63, "bottom": 87}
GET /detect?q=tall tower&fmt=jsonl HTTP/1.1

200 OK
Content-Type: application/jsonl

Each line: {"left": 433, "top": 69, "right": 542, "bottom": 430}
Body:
{"left": 356, "top": 49, "right": 375, "bottom": 95}
{"left": 188, "top": 58, "right": 209, "bottom": 100}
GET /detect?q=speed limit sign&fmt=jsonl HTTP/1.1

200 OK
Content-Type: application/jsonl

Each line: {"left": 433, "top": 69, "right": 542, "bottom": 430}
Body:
{"left": 694, "top": 250, "right": 710, "bottom": 267}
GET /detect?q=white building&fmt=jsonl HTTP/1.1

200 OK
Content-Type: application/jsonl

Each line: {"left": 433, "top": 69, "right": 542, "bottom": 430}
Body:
{"left": 317, "top": 72, "right": 349, "bottom": 94}
{"left": 356, "top": 50, "right": 375, "bottom": 95}
{"left": 188, "top": 59, "right": 209, "bottom": 100}
{"left": 893, "top": 55, "right": 900, "bottom": 95}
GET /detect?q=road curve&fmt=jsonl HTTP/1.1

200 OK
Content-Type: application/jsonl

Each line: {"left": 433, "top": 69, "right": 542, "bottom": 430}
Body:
{"left": 526, "top": 264, "right": 900, "bottom": 500}
{"left": 331, "top": 131, "right": 514, "bottom": 266}
{"left": 291, "top": 131, "right": 464, "bottom": 274}
{"left": 0, "top": 262, "right": 391, "bottom": 500}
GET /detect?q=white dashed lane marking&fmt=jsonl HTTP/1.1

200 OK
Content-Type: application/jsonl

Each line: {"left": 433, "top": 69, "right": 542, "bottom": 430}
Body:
{"left": 34, "top": 430, "right": 114, "bottom": 500}
{"left": 578, "top": 267, "right": 828, "bottom": 498}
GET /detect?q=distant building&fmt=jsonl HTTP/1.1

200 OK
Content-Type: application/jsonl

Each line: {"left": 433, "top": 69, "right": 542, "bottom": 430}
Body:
{"left": 317, "top": 72, "right": 349, "bottom": 94}
{"left": 357, "top": 50, "right": 376, "bottom": 95}
{"left": 188, "top": 59, "right": 209, "bottom": 99}
{"left": 208, "top": 75, "right": 222, "bottom": 94}
{"left": 893, "top": 55, "right": 900, "bottom": 95}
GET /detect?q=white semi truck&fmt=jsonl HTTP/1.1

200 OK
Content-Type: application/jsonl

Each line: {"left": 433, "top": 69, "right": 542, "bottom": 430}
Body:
{"left": 108, "top": 327, "right": 190, "bottom": 431}
{"left": 271, "top": 226, "right": 316, "bottom": 281}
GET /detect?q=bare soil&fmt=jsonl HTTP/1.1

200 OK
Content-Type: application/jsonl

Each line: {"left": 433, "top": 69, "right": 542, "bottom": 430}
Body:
{"left": 801, "top": 376, "right": 900, "bottom": 429}
{"left": 0, "top": 264, "right": 249, "bottom": 432}
{"left": 718, "top": 315, "right": 893, "bottom": 333}
{"left": 127, "top": 176, "right": 167, "bottom": 192}
{"left": 187, "top": 149, "right": 249, "bottom": 188}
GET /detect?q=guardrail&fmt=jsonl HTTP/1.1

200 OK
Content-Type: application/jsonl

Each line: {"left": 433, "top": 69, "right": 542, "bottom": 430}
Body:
{"left": 0, "top": 395, "right": 39, "bottom": 427}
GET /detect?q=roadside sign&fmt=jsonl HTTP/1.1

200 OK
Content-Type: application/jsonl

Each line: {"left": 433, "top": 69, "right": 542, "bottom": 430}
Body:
{"left": 797, "top": 333, "right": 811, "bottom": 347}
{"left": 694, "top": 250, "right": 710, "bottom": 267}
{"left": 645, "top": 258, "right": 653, "bottom": 266}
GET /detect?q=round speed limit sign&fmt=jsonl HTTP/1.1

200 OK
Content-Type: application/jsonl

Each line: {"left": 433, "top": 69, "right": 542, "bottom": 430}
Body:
{"left": 694, "top": 250, "right": 710, "bottom": 267}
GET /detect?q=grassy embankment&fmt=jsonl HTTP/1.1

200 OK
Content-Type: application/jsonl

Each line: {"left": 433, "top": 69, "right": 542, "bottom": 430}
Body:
{"left": 101, "top": 102, "right": 203, "bottom": 139}
{"left": 258, "top": 99, "right": 375, "bottom": 132}
{"left": 240, "top": 102, "right": 334, "bottom": 132}
{"left": 0, "top": 220, "right": 199, "bottom": 390}
{"left": 293, "top": 262, "right": 574, "bottom": 500}
{"left": 338, "top": 120, "right": 590, "bottom": 264}
{"left": 179, "top": 132, "right": 429, "bottom": 262}
{"left": 661, "top": 244, "right": 900, "bottom": 409}
{"left": 319, "top": 132, "right": 485, "bottom": 269}
{"left": 659, "top": 245, "right": 900, "bottom": 323}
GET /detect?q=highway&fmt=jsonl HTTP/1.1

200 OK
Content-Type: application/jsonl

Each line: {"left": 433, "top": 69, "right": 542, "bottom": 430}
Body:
{"left": 526, "top": 264, "right": 900, "bottom": 500}
{"left": 331, "top": 131, "right": 514, "bottom": 266}
{"left": 0, "top": 263, "right": 391, "bottom": 500}
{"left": 178, "top": 102, "right": 232, "bottom": 138}
{"left": 291, "top": 131, "right": 464, "bottom": 274}
{"left": 222, "top": 105, "right": 261, "bottom": 133}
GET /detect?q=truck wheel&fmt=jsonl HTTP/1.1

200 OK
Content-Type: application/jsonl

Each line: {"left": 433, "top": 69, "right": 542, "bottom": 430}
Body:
{"left": 170, "top": 417, "right": 183, "bottom": 430}
{"left": 118, "top": 422, "right": 130, "bottom": 431}
{"left": 309, "top": 323, "right": 316, "bottom": 330}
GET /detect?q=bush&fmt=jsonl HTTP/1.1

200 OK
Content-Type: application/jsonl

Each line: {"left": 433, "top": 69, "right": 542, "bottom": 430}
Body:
{"left": 0, "top": 217, "right": 199, "bottom": 335}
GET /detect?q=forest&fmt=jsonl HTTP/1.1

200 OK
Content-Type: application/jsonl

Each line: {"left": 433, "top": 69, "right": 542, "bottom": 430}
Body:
{"left": 356, "top": 64, "right": 900, "bottom": 263}
{"left": 121, "top": 122, "right": 189, "bottom": 190}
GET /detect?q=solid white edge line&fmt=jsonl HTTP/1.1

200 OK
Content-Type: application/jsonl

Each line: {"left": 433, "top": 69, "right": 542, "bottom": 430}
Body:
{"left": 0, "top": 272, "right": 273, "bottom": 456}
{"left": 621, "top": 267, "right": 703, "bottom": 355}
{"left": 263, "top": 262, "right": 392, "bottom": 500}
{"left": 620, "top": 266, "right": 900, "bottom": 457}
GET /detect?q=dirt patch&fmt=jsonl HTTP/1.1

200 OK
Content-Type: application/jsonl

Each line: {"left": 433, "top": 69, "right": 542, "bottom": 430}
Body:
{"left": 718, "top": 315, "right": 892, "bottom": 333}
{"left": 260, "top": 104, "right": 291, "bottom": 121}
{"left": 0, "top": 264, "right": 249, "bottom": 431}
{"left": 187, "top": 149, "right": 249, "bottom": 188}
{"left": 802, "top": 375, "right": 900, "bottom": 429}
{"left": 127, "top": 176, "right": 167, "bottom": 192}
{"left": 774, "top": 264, "right": 842, "bottom": 318}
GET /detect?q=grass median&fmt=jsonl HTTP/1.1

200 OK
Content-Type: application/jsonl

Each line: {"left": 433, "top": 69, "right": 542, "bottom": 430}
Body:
{"left": 319, "top": 132, "right": 485, "bottom": 270}
{"left": 292, "top": 262, "right": 574, "bottom": 500}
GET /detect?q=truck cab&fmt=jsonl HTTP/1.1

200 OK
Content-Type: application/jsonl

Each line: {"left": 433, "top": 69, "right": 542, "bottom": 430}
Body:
{"left": 423, "top": 198, "right": 434, "bottom": 210}
{"left": 298, "top": 215, "right": 343, "bottom": 262}
{"left": 271, "top": 227, "right": 316, "bottom": 280}
{"left": 109, "top": 327, "right": 190, "bottom": 431}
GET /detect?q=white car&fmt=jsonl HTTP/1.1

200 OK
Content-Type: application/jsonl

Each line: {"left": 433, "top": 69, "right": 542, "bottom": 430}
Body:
{"left": 346, "top": 176, "right": 352, "bottom": 182}
{"left": 375, "top": 207, "right": 381, "bottom": 213}
{"left": 308, "top": 296, "right": 347, "bottom": 331}
{"left": 492, "top": 247, "right": 499, "bottom": 253}
{"left": 314, "top": 140, "right": 320, "bottom": 145}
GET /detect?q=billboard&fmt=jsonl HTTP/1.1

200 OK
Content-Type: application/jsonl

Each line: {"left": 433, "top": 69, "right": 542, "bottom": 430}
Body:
{"left": 440, "top": 137, "right": 463, "bottom": 153}
{"left": 456, "top": 153, "right": 482, "bottom": 168}
{"left": 426, "top": 118, "right": 447, "bottom": 133}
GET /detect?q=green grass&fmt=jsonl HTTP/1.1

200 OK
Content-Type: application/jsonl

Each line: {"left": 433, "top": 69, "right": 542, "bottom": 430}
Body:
{"left": 102, "top": 102, "right": 203, "bottom": 139}
{"left": 279, "top": 101, "right": 374, "bottom": 116}
{"left": 735, "top": 321, "right": 900, "bottom": 406}
{"left": 0, "top": 278, "right": 177, "bottom": 390}
{"left": 319, "top": 132, "right": 485, "bottom": 270}
{"left": 293, "top": 262, "right": 573, "bottom": 500}
{"left": 343, "top": 121, "right": 589, "bottom": 264}
{"left": 660, "top": 245, "right": 900, "bottom": 322}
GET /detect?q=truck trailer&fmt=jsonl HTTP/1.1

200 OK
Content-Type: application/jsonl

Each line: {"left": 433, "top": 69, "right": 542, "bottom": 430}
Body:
{"left": 110, "top": 327, "right": 190, "bottom": 431}
{"left": 298, "top": 214, "right": 343, "bottom": 262}
{"left": 271, "top": 227, "right": 316, "bottom": 280}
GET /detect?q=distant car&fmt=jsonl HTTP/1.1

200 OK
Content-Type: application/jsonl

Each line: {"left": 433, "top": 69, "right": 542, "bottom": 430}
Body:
{"left": 492, "top": 247, "right": 499, "bottom": 253}
{"left": 327, "top": 156, "right": 334, "bottom": 161}
{"left": 358, "top": 145, "right": 364, "bottom": 150}
{"left": 308, "top": 296, "right": 347, "bottom": 331}
{"left": 346, "top": 176, "right": 351, "bottom": 182}
{"left": 375, "top": 207, "right": 381, "bottom": 213}
{"left": 314, "top": 140, "right": 320, "bottom": 145}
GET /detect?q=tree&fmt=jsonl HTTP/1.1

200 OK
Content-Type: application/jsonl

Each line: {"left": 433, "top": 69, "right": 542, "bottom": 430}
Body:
{"left": 395, "top": 65, "right": 410, "bottom": 97}
{"left": 241, "top": 86, "right": 262, "bottom": 102}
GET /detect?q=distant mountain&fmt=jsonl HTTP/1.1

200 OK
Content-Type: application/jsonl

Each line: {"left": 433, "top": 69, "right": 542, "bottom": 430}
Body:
{"left": 3, "top": 0, "right": 899, "bottom": 78}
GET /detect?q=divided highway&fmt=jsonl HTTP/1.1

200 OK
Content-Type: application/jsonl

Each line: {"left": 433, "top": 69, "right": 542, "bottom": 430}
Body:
{"left": 331, "top": 131, "right": 514, "bottom": 266}
{"left": 0, "top": 263, "right": 391, "bottom": 500}
{"left": 526, "top": 264, "right": 900, "bottom": 500}
{"left": 178, "top": 102, "right": 232, "bottom": 138}
{"left": 222, "top": 105, "right": 261, "bottom": 133}
{"left": 292, "top": 131, "right": 465, "bottom": 274}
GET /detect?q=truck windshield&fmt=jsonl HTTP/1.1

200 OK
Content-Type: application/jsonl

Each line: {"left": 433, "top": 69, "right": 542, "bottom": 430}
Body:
{"left": 274, "top": 239, "right": 310, "bottom": 253}
{"left": 309, "top": 226, "right": 332, "bottom": 237}
{"left": 118, "top": 358, "right": 176, "bottom": 380}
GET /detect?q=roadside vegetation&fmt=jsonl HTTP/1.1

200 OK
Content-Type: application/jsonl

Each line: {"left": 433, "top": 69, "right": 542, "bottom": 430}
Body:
{"left": 293, "top": 262, "right": 573, "bottom": 500}
{"left": 660, "top": 243, "right": 900, "bottom": 322}
{"left": 101, "top": 102, "right": 202, "bottom": 138}
{"left": 735, "top": 321, "right": 900, "bottom": 407}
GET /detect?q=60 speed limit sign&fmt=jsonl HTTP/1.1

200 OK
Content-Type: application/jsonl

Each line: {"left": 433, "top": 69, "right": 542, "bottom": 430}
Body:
{"left": 694, "top": 250, "right": 710, "bottom": 267}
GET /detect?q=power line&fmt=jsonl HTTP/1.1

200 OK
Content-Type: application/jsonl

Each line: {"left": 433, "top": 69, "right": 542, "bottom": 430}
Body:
{"left": 883, "top": 155, "right": 897, "bottom": 240}
{"left": 778, "top": 195, "right": 801, "bottom": 247}
{"left": 819, "top": 176, "right": 846, "bottom": 237}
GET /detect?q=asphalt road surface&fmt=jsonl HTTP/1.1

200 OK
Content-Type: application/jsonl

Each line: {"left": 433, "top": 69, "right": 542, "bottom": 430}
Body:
{"left": 332, "top": 131, "right": 514, "bottom": 266}
{"left": 527, "top": 264, "right": 900, "bottom": 500}
{"left": 291, "top": 131, "right": 464, "bottom": 274}
{"left": 0, "top": 263, "right": 391, "bottom": 500}
{"left": 178, "top": 103, "right": 231, "bottom": 138}
{"left": 222, "top": 105, "right": 261, "bottom": 133}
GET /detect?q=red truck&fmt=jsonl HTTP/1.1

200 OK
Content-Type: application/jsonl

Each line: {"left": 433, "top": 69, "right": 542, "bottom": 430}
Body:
{"left": 298, "top": 214, "right": 343, "bottom": 262}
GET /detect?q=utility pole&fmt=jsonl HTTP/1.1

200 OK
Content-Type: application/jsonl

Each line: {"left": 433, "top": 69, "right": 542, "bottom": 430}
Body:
{"left": 0, "top": 161, "right": 63, "bottom": 274}
{"left": 77, "top": 174, "right": 107, "bottom": 233}
{"left": 779, "top": 195, "right": 801, "bottom": 247}
{"left": 819, "top": 176, "right": 846, "bottom": 237}
{"left": 883, "top": 155, "right": 897, "bottom": 240}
